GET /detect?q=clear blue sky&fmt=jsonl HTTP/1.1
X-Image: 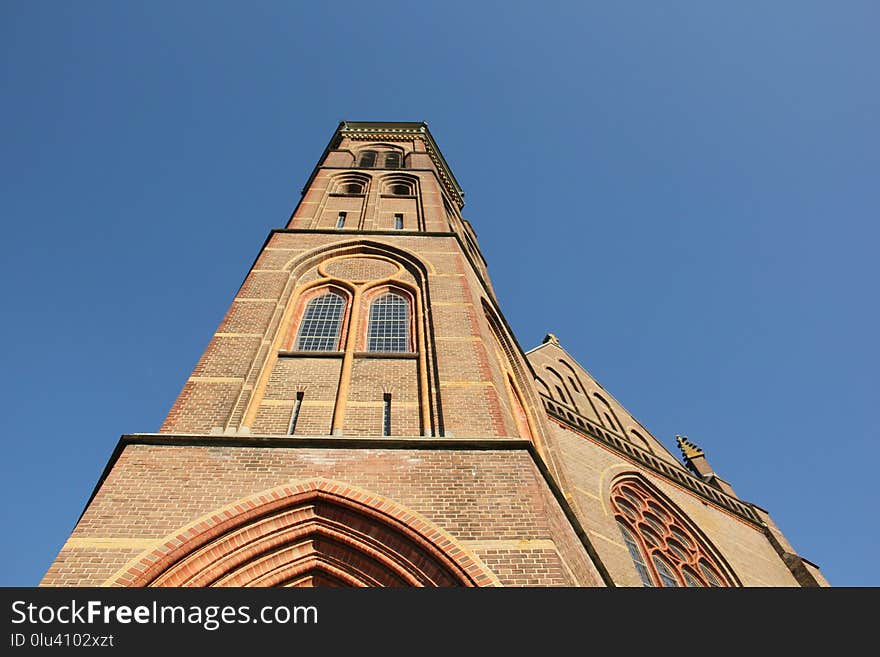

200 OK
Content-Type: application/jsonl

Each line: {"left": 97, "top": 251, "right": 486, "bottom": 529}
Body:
{"left": 1, "top": 2, "right": 876, "bottom": 587}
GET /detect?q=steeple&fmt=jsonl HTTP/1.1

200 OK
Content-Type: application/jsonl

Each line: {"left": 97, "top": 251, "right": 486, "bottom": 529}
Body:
{"left": 41, "top": 121, "right": 826, "bottom": 589}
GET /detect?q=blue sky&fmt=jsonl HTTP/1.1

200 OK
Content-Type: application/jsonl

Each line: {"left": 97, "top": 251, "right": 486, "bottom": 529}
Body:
{"left": 1, "top": 2, "right": 876, "bottom": 587}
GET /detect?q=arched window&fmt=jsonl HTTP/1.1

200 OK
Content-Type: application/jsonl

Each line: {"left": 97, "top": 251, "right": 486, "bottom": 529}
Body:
{"left": 384, "top": 152, "right": 402, "bottom": 169}
{"left": 611, "top": 479, "right": 732, "bottom": 587}
{"left": 652, "top": 555, "right": 679, "bottom": 587}
{"left": 367, "top": 292, "right": 410, "bottom": 353}
{"left": 617, "top": 521, "right": 654, "bottom": 587}
{"left": 358, "top": 150, "right": 377, "bottom": 168}
{"left": 331, "top": 173, "right": 369, "bottom": 196}
{"left": 594, "top": 393, "right": 621, "bottom": 431}
{"left": 295, "top": 291, "right": 347, "bottom": 351}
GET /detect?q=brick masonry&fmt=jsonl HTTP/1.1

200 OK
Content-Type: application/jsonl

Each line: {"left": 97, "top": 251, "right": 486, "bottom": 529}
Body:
{"left": 42, "top": 442, "right": 604, "bottom": 587}
{"left": 43, "top": 122, "right": 825, "bottom": 587}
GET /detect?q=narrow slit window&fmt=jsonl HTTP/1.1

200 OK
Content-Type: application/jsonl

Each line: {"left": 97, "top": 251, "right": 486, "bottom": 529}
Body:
{"left": 394, "top": 213, "right": 404, "bottom": 230}
{"left": 289, "top": 392, "right": 304, "bottom": 434}
{"left": 383, "top": 393, "right": 391, "bottom": 436}
{"left": 367, "top": 292, "right": 410, "bottom": 353}
{"left": 295, "top": 292, "right": 346, "bottom": 351}
{"left": 336, "top": 212, "right": 347, "bottom": 229}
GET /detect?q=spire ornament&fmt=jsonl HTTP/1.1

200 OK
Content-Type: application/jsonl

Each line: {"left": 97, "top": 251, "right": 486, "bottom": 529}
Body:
{"left": 676, "top": 435, "right": 704, "bottom": 460}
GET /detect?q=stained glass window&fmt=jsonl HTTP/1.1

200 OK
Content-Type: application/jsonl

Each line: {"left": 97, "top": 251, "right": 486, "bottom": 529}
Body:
{"left": 683, "top": 568, "right": 704, "bottom": 588}
{"left": 367, "top": 293, "right": 410, "bottom": 353}
{"left": 617, "top": 521, "right": 654, "bottom": 587}
{"left": 699, "top": 562, "right": 723, "bottom": 587}
{"left": 653, "top": 555, "right": 680, "bottom": 587}
{"left": 295, "top": 292, "right": 346, "bottom": 351}
{"left": 611, "top": 479, "right": 732, "bottom": 587}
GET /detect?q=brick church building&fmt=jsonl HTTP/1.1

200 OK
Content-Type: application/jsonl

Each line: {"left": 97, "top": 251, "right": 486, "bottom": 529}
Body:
{"left": 42, "top": 121, "right": 827, "bottom": 587}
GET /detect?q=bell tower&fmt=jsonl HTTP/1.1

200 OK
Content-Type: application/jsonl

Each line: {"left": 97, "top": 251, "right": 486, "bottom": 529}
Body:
{"left": 42, "top": 121, "right": 825, "bottom": 588}
{"left": 42, "top": 122, "right": 606, "bottom": 587}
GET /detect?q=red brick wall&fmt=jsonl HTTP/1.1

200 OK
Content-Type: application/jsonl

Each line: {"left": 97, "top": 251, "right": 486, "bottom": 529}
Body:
{"left": 160, "top": 226, "right": 533, "bottom": 440}
{"left": 41, "top": 442, "right": 605, "bottom": 587}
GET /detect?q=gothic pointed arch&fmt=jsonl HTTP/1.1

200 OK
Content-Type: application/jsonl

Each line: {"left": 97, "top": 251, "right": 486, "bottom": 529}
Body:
{"left": 282, "top": 239, "right": 434, "bottom": 279}
{"left": 609, "top": 473, "right": 740, "bottom": 587}
{"left": 546, "top": 366, "right": 575, "bottom": 408}
{"left": 593, "top": 392, "right": 625, "bottom": 433}
{"left": 106, "top": 480, "right": 500, "bottom": 588}
{"left": 534, "top": 376, "right": 552, "bottom": 398}
{"left": 288, "top": 284, "right": 353, "bottom": 352}
{"left": 360, "top": 283, "right": 416, "bottom": 353}
{"left": 238, "top": 240, "right": 441, "bottom": 435}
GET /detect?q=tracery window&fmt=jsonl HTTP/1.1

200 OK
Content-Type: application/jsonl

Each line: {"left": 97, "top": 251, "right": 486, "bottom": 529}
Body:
{"left": 294, "top": 291, "right": 347, "bottom": 351}
{"left": 612, "top": 479, "right": 730, "bottom": 587}
{"left": 617, "top": 521, "right": 654, "bottom": 587}
{"left": 366, "top": 292, "right": 410, "bottom": 353}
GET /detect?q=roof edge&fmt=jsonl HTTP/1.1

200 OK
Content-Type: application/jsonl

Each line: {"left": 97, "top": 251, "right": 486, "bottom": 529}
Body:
{"left": 337, "top": 121, "right": 465, "bottom": 206}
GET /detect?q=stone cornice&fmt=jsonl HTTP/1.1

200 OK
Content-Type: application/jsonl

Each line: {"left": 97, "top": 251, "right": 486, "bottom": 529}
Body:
{"left": 540, "top": 394, "right": 763, "bottom": 527}
{"left": 337, "top": 121, "right": 465, "bottom": 209}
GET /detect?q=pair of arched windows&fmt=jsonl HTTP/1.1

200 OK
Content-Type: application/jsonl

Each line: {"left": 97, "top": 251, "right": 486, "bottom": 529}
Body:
{"left": 294, "top": 290, "right": 411, "bottom": 353}
{"left": 612, "top": 479, "right": 729, "bottom": 587}
{"left": 358, "top": 150, "right": 402, "bottom": 169}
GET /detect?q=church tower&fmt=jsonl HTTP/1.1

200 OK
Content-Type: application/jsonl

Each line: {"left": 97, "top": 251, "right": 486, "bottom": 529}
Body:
{"left": 42, "top": 121, "right": 826, "bottom": 587}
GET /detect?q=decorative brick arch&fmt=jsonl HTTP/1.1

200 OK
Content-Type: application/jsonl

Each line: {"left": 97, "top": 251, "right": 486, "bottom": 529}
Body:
{"left": 239, "top": 239, "right": 439, "bottom": 435}
{"left": 609, "top": 473, "right": 741, "bottom": 587}
{"left": 106, "top": 479, "right": 499, "bottom": 587}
